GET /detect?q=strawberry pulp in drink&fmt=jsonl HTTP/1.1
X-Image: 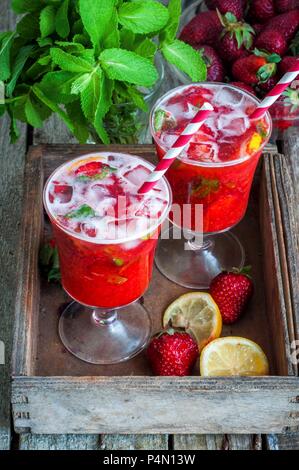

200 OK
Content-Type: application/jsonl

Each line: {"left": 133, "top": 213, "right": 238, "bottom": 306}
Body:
{"left": 44, "top": 153, "right": 170, "bottom": 308}
{"left": 151, "top": 84, "right": 271, "bottom": 233}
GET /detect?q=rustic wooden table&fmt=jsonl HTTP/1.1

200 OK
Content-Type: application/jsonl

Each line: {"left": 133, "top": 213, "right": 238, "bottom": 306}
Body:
{"left": 1, "top": 0, "right": 299, "bottom": 451}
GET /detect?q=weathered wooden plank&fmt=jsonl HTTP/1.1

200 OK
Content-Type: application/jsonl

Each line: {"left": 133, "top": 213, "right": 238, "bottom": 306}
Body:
{"left": 19, "top": 434, "right": 100, "bottom": 450}
{"left": 266, "top": 432, "right": 299, "bottom": 450}
{"left": 281, "top": 129, "right": 299, "bottom": 213}
{"left": 0, "top": 0, "right": 27, "bottom": 450}
{"left": 100, "top": 435, "right": 168, "bottom": 450}
{"left": 11, "top": 376, "right": 299, "bottom": 434}
{"left": 173, "top": 434, "right": 262, "bottom": 450}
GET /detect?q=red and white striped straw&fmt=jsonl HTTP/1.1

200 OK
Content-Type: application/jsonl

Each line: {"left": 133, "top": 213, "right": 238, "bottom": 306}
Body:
{"left": 138, "top": 102, "right": 214, "bottom": 194}
{"left": 251, "top": 60, "right": 299, "bottom": 120}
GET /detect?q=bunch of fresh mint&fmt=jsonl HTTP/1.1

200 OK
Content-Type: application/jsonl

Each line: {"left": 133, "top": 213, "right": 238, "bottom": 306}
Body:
{"left": 0, "top": 0, "right": 207, "bottom": 144}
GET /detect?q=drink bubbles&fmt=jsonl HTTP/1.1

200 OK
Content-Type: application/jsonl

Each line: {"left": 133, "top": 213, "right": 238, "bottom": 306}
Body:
{"left": 45, "top": 153, "right": 170, "bottom": 242}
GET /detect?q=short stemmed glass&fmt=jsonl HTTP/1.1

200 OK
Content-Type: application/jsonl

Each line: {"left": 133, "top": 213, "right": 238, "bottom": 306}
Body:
{"left": 150, "top": 83, "right": 272, "bottom": 289}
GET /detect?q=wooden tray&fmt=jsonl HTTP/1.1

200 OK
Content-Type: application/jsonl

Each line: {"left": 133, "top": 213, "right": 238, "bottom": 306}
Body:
{"left": 11, "top": 145, "right": 299, "bottom": 435}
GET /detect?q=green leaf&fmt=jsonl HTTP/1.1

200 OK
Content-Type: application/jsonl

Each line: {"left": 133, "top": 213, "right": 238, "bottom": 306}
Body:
{"left": 160, "top": 0, "right": 181, "bottom": 43}
{"left": 0, "top": 105, "right": 6, "bottom": 118}
{"left": 6, "top": 45, "right": 34, "bottom": 97}
{"left": 118, "top": 0, "right": 169, "bottom": 34}
{"left": 56, "top": 0, "right": 70, "bottom": 39}
{"left": 33, "top": 84, "right": 76, "bottom": 134}
{"left": 134, "top": 38, "right": 157, "bottom": 59}
{"left": 120, "top": 28, "right": 135, "bottom": 50}
{"left": 65, "top": 100, "right": 89, "bottom": 143}
{"left": 0, "top": 32, "right": 15, "bottom": 81}
{"left": 8, "top": 109, "right": 20, "bottom": 143}
{"left": 127, "top": 86, "right": 147, "bottom": 112}
{"left": 39, "top": 71, "right": 80, "bottom": 104}
{"left": 80, "top": 68, "right": 102, "bottom": 120}
{"left": 50, "top": 48, "right": 94, "bottom": 73}
{"left": 94, "top": 75, "right": 114, "bottom": 144}
{"left": 40, "top": 5, "right": 57, "bottom": 39}
{"left": 162, "top": 39, "right": 207, "bottom": 82}
{"left": 103, "top": 8, "right": 120, "bottom": 48}
{"left": 12, "top": 0, "right": 41, "bottom": 13}
{"left": 100, "top": 48, "right": 158, "bottom": 86}
{"left": 55, "top": 41, "right": 85, "bottom": 53}
{"left": 65, "top": 204, "right": 96, "bottom": 219}
{"left": 37, "top": 37, "right": 53, "bottom": 47}
{"left": 17, "top": 13, "right": 40, "bottom": 40}
{"left": 79, "top": 0, "right": 116, "bottom": 51}
{"left": 71, "top": 73, "right": 92, "bottom": 94}
{"left": 25, "top": 95, "right": 44, "bottom": 128}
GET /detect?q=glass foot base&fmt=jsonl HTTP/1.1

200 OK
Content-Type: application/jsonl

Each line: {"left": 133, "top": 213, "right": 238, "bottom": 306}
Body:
{"left": 59, "top": 301, "right": 151, "bottom": 364}
{"left": 155, "top": 227, "right": 245, "bottom": 290}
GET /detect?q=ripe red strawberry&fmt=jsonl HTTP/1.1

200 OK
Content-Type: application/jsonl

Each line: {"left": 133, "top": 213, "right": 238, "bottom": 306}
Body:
{"left": 248, "top": 0, "right": 275, "bottom": 23}
{"left": 279, "top": 55, "right": 299, "bottom": 74}
{"left": 209, "top": 268, "right": 254, "bottom": 324}
{"left": 275, "top": 0, "right": 299, "bottom": 13}
{"left": 198, "top": 45, "right": 225, "bottom": 81}
{"left": 217, "top": 12, "right": 255, "bottom": 62}
{"left": 232, "top": 51, "right": 280, "bottom": 84}
{"left": 180, "top": 11, "right": 222, "bottom": 47}
{"left": 147, "top": 329, "right": 199, "bottom": 376}
{"left": 230, "top": 81, "right": 256, "bottom": 94}
{"left": 252, "top": 23, "right": 264, "bottom": 35}
{"left": 255, "top": 30, "right": 288, "bottom": 55}
{"left": 263, "top": 9, "right": 299, "bottom": 42}
{"left": 75, "top": 161, "right": 112, "bottom": 179}
{"left": 214, "top": 0, "right": 244, "bottom": 21}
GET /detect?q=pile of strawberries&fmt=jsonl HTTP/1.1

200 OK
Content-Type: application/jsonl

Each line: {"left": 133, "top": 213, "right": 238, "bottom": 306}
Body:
{"left": 180, "top": 0, "right": 299, "bottom": 98}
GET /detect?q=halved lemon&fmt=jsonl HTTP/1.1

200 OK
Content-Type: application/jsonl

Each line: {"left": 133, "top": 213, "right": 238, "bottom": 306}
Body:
{"left": 200, "top": 336, "right": 269, "bottom": 377}
{"left": 163, "top": 292, "right": 222, "bottom": 352}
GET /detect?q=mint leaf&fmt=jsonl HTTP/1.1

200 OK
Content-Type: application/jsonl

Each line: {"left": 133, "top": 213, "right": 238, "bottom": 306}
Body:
{"left": 71, "top": 73, "right": 92, "bottom": 94}
{"left": 100, "top": 48, "right": 158, "bottom": 87}
{"left": 135, "top": 38, "right": 157, "bottom": 59}
{"left": 55, "top": 41, "right": 85, "bottom": 53}
{"left": 0, "top": 32, "right": 15, "bottom": 81}
{"left": 6, "top": 45, "right": 34, "bottom": 97}
{"left": 17, "top": 13, "right": 40, "bottom": 40}
{"left": 65, "top": 204, "right": 96, "bottom": 219}
{"left": 94, "top": 75, "right": 114, "bottom": 144}
{"left": 40, "top": 71, "right": 80, "bottom": 104}
{"left": 40, "top": 6, "right": 57, "bottom": 39}
{"left": 65, "top": 101, "right": 89, "bottom": 143}
{"left": 79, "top": 0, "right": 116, "bottom": 51}
{"left": 162, "top": 39, "right": 207, "bottom": 82}
{"left": 33, "top": 85, "right": 76, "bottom": 134}
{"left": 160, "top": 0, "right": 181, "bottom": 43}
{"left": 50, "top": 48, "right": 94, "bottom": 73}
{"left": 80, "top": 68, "right": 102, "bottom": 120}
{"left": 56, "top": 0, "right": 70, "bottom": 39}
{"left": 25, "top": 95, "right": 44, "bottom": 128}
{"left": 120, "top": 28, "right": 135, "bottom": 50}
{"left": 118, "top": 1, "right": 169, "bottom": 34}
{"left": 113, "top": 257, "right": 124, "bottom": 267}
{"left": 103, "top": 8, "right": 120, "bottom": 49}
{"left": 12, "top": 0, "right": 41, "bottom": 13}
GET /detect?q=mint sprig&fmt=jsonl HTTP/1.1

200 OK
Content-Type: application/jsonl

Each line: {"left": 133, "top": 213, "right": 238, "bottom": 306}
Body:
{"left": 1, "top": 0, "right": 206, "bottom": 144}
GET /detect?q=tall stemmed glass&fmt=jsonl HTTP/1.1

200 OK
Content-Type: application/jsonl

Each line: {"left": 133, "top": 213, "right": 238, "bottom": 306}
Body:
{"left": 43, "top": 152, "right": 171, "bottom": 364}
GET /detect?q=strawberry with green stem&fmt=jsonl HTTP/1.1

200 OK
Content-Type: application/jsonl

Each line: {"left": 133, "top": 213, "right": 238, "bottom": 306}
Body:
{"left": 217, "top": 11, "right": 255, "bottom": 63}
{"left": 232, "top": 49, "right": 281, "bottom": 85}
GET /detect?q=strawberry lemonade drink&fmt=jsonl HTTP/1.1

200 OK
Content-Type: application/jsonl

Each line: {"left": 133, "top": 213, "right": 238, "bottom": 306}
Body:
{"left": 151, "top": 83, "right": 272, "bottom": 289}
{"left": 44, "top": 152, "right": 171, "bottom": 364}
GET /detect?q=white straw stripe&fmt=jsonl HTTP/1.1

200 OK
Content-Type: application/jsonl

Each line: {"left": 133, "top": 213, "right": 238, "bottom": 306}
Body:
{"left": 182, "top": 122, "right": 205, "bottom": 135}
{"left": 145, "top": 170, "right": 167, "bottom": 182}
{"left": 279, "top": 71, "right": 299, "bottom": 84}
{"left": 161, "top": 148, "right": 183, "bottom": 159}
{"left": 257, "top": 96, "right": 276, "bottom": 107}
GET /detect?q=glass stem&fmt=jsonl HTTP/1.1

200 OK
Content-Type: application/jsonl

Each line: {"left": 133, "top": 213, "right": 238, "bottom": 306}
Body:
{"left": 92, "top": 308, "right": 117, "bottom": 326}
{"left": 187, "top": 234, "right": 214, "bottom": 251}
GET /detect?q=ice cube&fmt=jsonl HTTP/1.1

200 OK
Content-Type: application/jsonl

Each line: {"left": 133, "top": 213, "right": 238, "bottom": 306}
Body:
{"left": 50, "top": 184, "right": 73, "bottom": 204}
{"left": 123, "top": 164, "right": 151, "bottom": 187}
{"left": 136, "top": 196, "right": 167, "bottom": 218}
{"left": 81, "top": 222, "right": 97, "bottom": 238}
{"left": 214, "top": 86, "right": 245, "bottom": 108}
